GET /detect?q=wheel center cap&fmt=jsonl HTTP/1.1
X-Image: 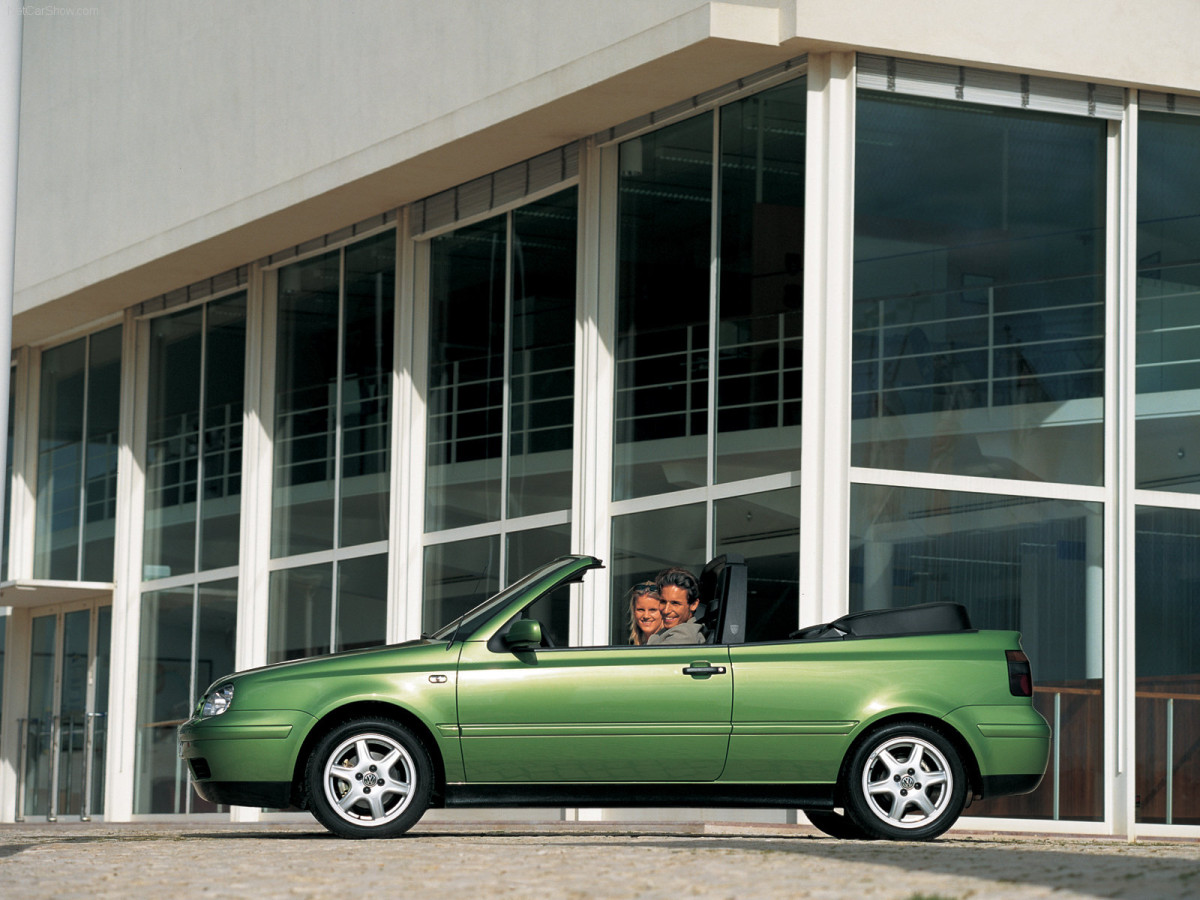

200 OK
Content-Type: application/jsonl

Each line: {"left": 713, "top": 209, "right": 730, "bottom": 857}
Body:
{"left": 900, "top": 775, "right": 917, "bottom": 790}
{"left": 362, "top": 772, "right": 380, "bottom": 787}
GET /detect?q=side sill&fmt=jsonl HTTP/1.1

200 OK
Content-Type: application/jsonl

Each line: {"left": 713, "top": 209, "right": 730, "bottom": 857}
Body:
{"left": 442, "top": 783, "right": 837, "bottom": 809}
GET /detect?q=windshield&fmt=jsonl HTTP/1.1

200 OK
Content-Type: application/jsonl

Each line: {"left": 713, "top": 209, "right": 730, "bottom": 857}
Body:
{"left": 430, "top": 557, "right": 582, "bottom": 642}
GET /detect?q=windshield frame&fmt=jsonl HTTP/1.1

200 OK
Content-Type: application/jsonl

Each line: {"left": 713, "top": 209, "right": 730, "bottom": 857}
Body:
{"left": 430, "top": 555, "right": 598, "bottom": 642}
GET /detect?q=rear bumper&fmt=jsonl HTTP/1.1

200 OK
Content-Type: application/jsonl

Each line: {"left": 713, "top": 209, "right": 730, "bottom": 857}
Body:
{"left": 981, "top": 773, "right": 1044, "bottom": 798}
{"left": 942, "top": 703, "right": 1050, "bottom": 798}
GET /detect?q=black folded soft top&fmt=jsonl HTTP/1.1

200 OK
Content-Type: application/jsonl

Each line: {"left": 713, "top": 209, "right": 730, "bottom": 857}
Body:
{"left": 791, "top": 601, "right": 972, "bottom": 641}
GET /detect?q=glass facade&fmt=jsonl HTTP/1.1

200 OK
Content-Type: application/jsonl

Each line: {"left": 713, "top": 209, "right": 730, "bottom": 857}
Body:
{"left": 853, "top": 94, "right": 1107, "bottom": 485}
{"left": 1135, "top": 507, "right": 1200, "bottom": 825}
{"left": 34, "top": 326, "right": 122, "bottom": 581}
{"left": 849, "top": 484, "right": 1104, "bottom": 820}
{"left": 1135, "top": 104, "right": 1200, "bottom": 828}
{"left": 610, "top": 77, "right": 807, "bottom": 642}
{"left": 422, "top": 190, "right": 578, "bottom": 633}
{"left": 426, "top": 189, "right": 578, "bottom": 531}
{"left": 144, "top": 295, "right": 246, "bottom": 579}
{"left": 273, "top": 232, "right": 395, "bottom": 557}
{"left": 615, "top": 78, "right": 806, "bottom": 499}
{"left": 1137, "top": 112, "right": 1200, "bottom": 493}
{"left": 134, "top": 581, "right": 235, "bottom": 813}
{"left": 267, "top": 231, "right": 395, "bottom": 664}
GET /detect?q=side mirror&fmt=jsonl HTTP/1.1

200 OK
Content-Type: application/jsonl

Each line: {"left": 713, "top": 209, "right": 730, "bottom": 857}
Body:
{"left": 503, "top": 618, "right": 542, "bottom": 651}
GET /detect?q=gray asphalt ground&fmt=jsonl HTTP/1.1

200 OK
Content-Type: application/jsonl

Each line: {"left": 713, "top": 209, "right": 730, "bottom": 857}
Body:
{"left": 2, "top": 818, "right": 1198, "bottom": 900}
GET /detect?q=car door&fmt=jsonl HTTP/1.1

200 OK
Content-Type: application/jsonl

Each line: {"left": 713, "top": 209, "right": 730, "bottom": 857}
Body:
{"left": 724, "top": 641, "right": 862, "bottom": 784}
{"left": 456, "top": 640, "right": 733, "bottom": 783}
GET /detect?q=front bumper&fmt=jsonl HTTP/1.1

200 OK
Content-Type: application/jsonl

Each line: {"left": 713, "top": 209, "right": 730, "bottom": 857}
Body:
{"left": 178, "top": 709, "right": 317, "bottom": 809}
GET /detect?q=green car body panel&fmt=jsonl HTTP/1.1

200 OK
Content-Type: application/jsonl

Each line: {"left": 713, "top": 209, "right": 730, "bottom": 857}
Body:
{"left": 179, "top": 554, "right": 1049, "bottom": 835}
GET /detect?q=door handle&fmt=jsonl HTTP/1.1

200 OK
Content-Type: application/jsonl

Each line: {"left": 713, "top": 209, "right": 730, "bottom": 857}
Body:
{"left": 682, "top": 665, "right": 727, "bottom": 676}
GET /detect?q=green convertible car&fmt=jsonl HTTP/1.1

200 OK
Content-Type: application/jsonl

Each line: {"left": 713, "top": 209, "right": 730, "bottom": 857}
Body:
{"left": 178, "top": 554, "right": 1050, "bottom": 841}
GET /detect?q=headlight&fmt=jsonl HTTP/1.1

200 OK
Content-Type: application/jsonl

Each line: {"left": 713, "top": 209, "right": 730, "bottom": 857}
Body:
{"left": 201, "top": 683, "right": 235, "bottom": 717}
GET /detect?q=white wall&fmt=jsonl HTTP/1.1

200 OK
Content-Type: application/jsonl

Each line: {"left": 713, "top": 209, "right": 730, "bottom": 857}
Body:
{"left": 12, "top": 0, "right": 1200, "bottom": 346}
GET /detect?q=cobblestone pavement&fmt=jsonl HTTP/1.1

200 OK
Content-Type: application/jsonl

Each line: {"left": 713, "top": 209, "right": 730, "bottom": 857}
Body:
{"left": 2, "top": 818, "right": 1198, "bottom": 900}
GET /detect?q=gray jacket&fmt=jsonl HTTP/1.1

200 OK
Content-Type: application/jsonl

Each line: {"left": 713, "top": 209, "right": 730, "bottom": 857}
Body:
{"left": 645, "top": 622, "right": 706, "bottom": 645}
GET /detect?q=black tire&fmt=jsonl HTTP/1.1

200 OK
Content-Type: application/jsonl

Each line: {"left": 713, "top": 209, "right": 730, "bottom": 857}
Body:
{"left": 843, "top": 722, "right": 967, "bottom": 841}
{"left": 805, "top": 809, "right": 874, "bottom": 840}
{"left": 306, "top": 717, "right": 433, "bottom": 839}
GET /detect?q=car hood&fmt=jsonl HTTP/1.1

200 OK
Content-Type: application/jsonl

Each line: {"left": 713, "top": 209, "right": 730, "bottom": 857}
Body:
{"left": 202, "top": 638, "right": 441, "bottom": 692}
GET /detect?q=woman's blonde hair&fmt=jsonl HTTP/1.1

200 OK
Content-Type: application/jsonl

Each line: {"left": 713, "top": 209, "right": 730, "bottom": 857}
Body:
{"left": 627, "top": 581, "right": 663, "bottom": 645}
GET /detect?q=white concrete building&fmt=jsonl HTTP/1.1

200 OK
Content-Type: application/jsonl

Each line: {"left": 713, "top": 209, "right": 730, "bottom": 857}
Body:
{"left": 1, "top": 1, "right": 1198, "bottom": 836}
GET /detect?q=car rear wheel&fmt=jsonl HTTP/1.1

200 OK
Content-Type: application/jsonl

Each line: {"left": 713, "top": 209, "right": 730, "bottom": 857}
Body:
{"left": 844, "top": 722, "right": 966, "bottom": 841}
{"left": 307, "top": 717, "right": 433, "bottom": 839}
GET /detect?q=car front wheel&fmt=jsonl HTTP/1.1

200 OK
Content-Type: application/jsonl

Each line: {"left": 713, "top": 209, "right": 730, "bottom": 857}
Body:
{"left": 844, "top": 722, "right": 966, "bottom": 841}
{"left": 306, "top": 717, "right": 433, "bottom": 839}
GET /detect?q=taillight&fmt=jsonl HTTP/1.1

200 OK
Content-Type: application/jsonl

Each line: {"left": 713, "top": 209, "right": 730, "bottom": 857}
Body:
{"left": 1006, "top": 649, "right": 1033, "bottom": 697}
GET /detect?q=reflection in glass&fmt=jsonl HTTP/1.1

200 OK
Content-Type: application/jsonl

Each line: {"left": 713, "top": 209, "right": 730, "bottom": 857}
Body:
{"left": 508, "top": 191, "right": 577, "bottom": 518}
{"left": 144, "top": 307, "right": 203, "bottom": 577}
{"left": 144, "top": 297, "right": 246, "bottom": 579}
{"left": 200, "top": 296, "right": 247, "bottom": 570}
{"left": 422, "top": 536, "right": 500, "bottom": 635}
{"left": 336, "top": 554, "right": 388, "bottom": 652}
{"left": 82, "top": 327, "right": 122, "bottom": 581}
{"left": 1137, "top": 113, "right": 1200, "bottom": 494}
{"left": 609, "top": 503, "right": 706, "bottom": 643}
{"left": 91, "top": 606, "right": 111, "bottom": 815}
{"left": 268, "top": 563, "right": 333, "bottom": 664}
{"left": 340, "top": 235, "right": 395, "bottom": 546}
{"left": 426, "top": 217, "right": 507, "bottom": 531}
{"left": 273, "top": 235, "right": 394, "bottom": 556}
{"left": 849, "top": 483, "right": 1102, "bottom": 820}
{"left": 135, "top": 582, "right": 235, "bottom": 813}
{"left": 273, "top": 251, "right": 340, "bottom": 557}
{"left": 57, "top": 609, "right": 91, "bottom": 816}
{"left": 615, "top": 114, "right": 713, "bottom": 500}
{"left": 24, "top": 615, "right": 56, "bottom": 816}
{"left": 35, "top": 326, "right": 122, "bottom": 581}
{"left": 852, "top": 93, "right": 1106, "bottom": 485}
{"left": 717, "top": 79, "right": 806, "bottom": 482}
{"left": 506, "top": 525, "right": 572, "bottom": 647}
{"left": 714, "top": 488, "right": 800, "bottom": 643}
{"left": 134, "top": 588, "right": 193, "bottom": 814}
{"left": 1135, "top": 507, "right": 1200, "bottom": 824}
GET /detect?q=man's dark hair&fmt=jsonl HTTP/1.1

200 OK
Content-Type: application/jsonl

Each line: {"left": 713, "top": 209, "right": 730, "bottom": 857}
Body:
{"left": 655, "top": 566, "right": 699, "bottom": 603}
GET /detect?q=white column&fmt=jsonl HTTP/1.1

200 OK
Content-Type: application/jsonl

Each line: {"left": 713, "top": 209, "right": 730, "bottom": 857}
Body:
{"left": 231, "top": 262, "right": 270, "bottom": 823}
{"left": 388, "top": 212, "right": 414, "bottom": 644}
{"left": 1112, "top": 94, "right": 1139, "bottom": 840}
{"left": 799, "top": 52, "right": 856, "bottom": 625}
{"left": 0, "top": 608, "right": 31, "bottom": 822}
{"left": 103, "top": 310, "right": 142, "bottom": 821}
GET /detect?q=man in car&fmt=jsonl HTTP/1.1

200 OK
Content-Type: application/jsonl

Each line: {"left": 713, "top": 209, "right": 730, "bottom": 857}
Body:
{"left": 645, "top": 567, "right": 706, "bottom": 644}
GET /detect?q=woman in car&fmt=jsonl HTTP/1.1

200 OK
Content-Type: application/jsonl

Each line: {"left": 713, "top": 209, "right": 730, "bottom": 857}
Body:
{"left": 626, "top": 581, "right": 664, "bottom": 645}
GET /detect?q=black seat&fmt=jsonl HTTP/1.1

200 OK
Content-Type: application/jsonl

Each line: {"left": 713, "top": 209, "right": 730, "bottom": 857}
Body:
{"left": 696, "top": 553, "right": 747, "bottom": 644}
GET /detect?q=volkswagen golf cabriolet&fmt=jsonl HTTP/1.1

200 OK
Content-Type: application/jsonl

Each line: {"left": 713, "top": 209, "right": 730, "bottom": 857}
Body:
{"left": 178, "top": 554, "right": 1050, "bottom": 841}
